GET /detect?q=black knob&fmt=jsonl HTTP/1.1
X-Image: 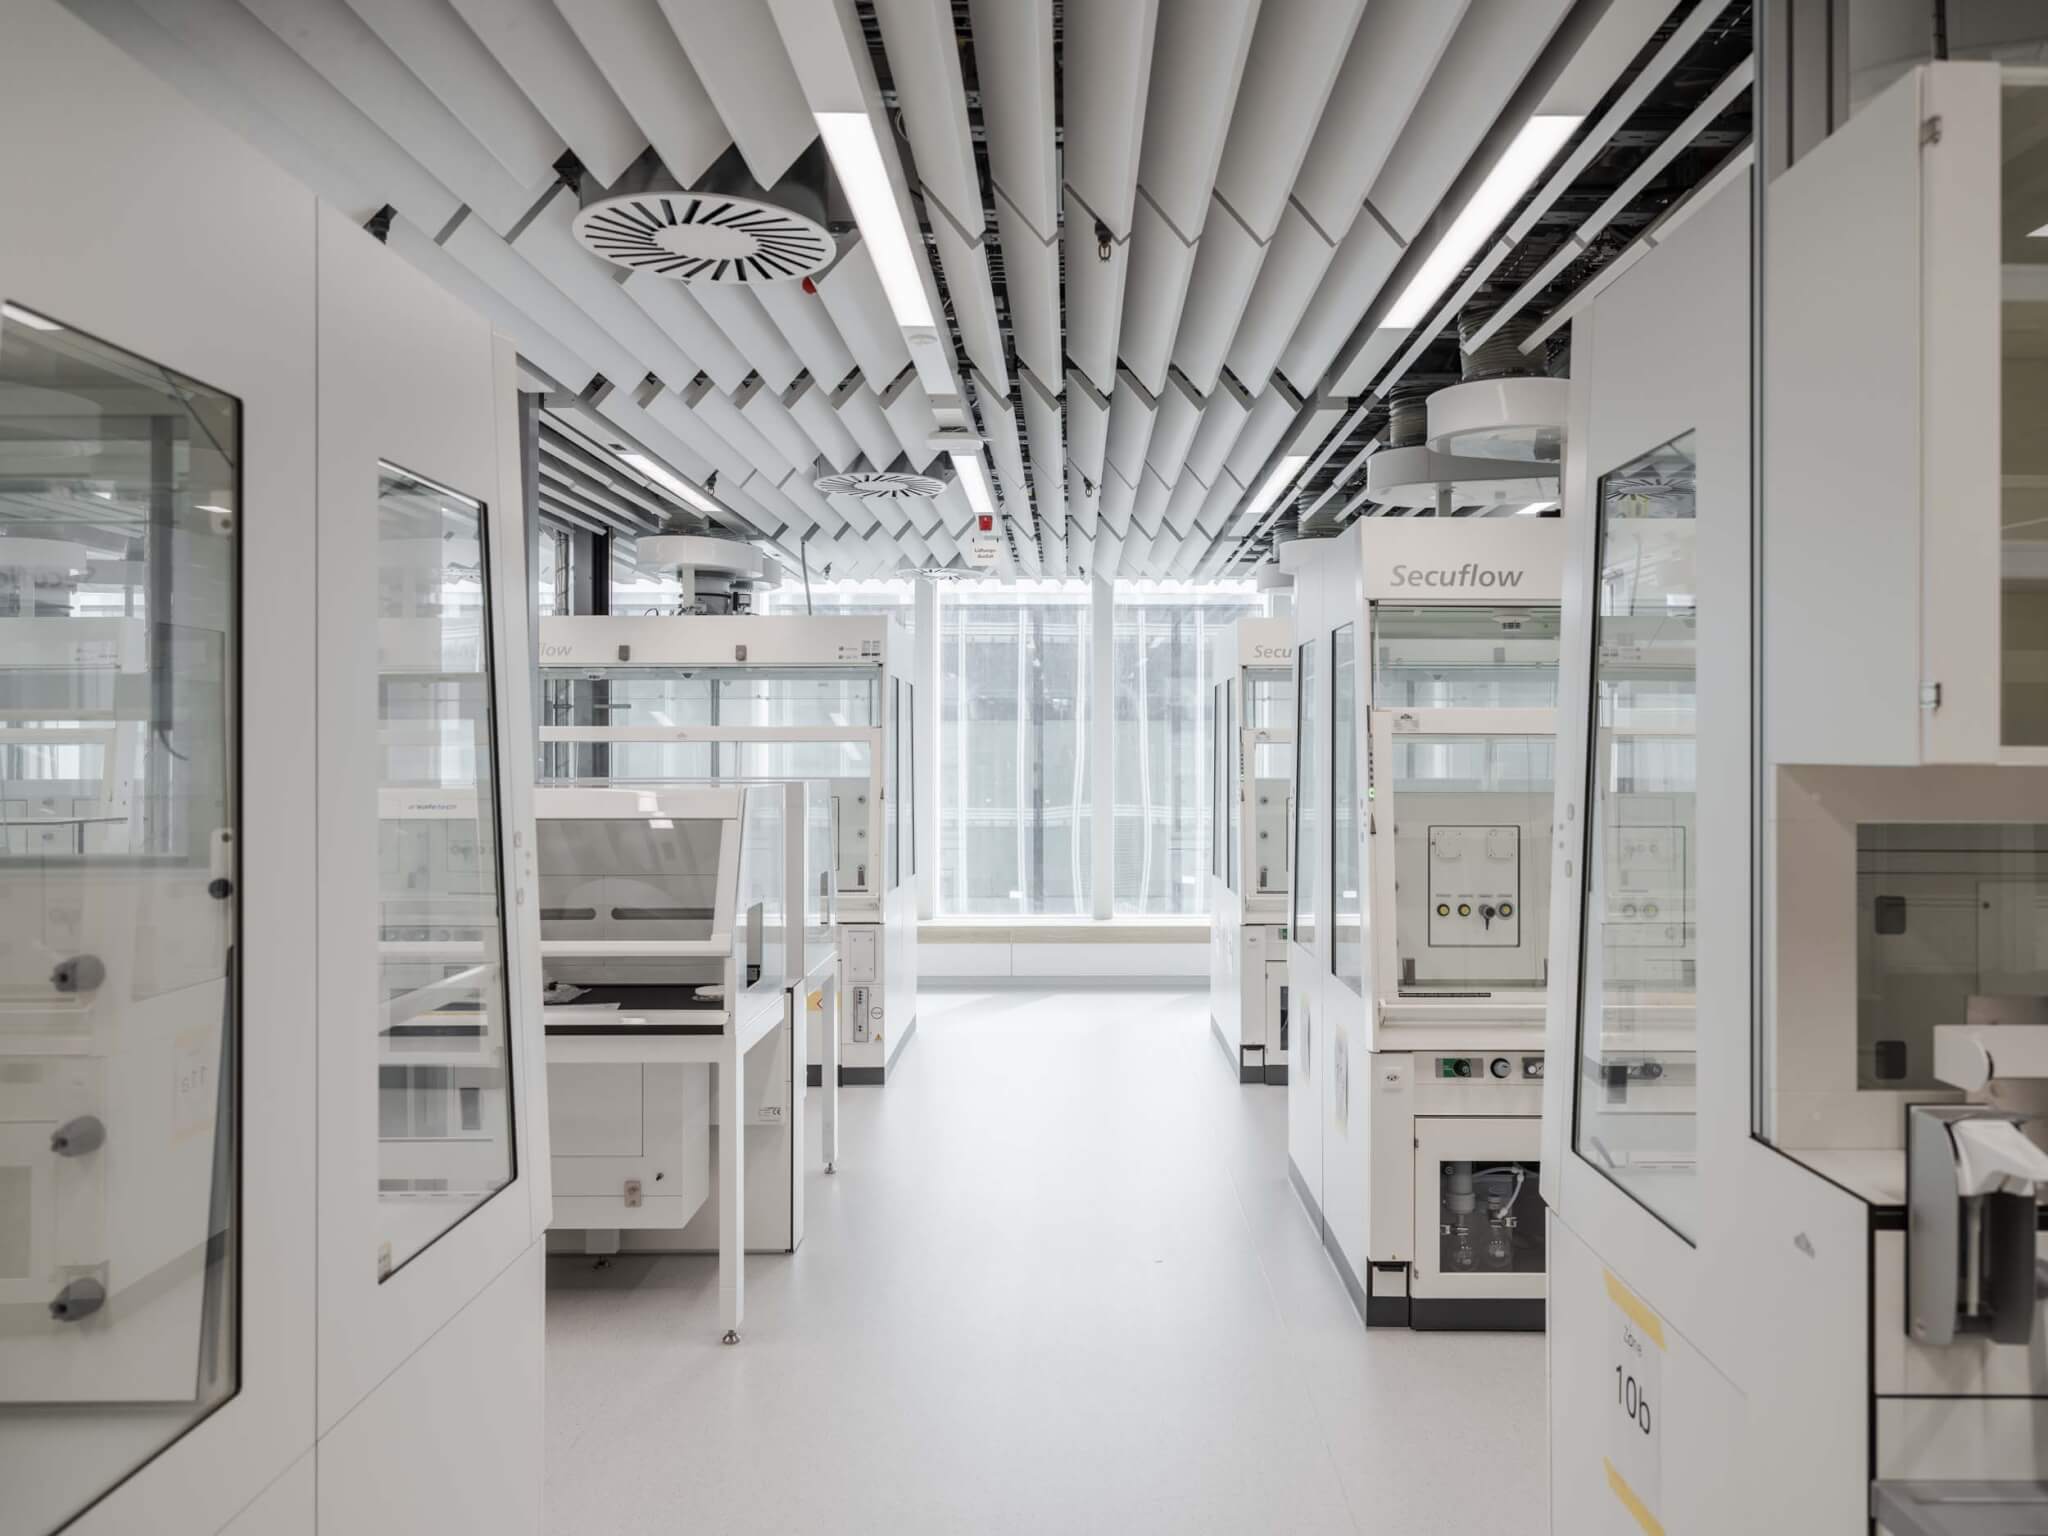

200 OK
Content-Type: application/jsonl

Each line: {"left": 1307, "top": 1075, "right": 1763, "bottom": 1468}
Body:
{"left": 208, "top": 877, "right": 234, "bottom": 900}
{"left": 50, "top": 1276, "right": 107, "bottom": 1323}
{"left": 50, "top": 955, "right": 105, "bottom": 993}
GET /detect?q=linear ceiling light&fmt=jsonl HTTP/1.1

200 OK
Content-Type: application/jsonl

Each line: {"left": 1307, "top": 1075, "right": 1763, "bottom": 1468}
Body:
{"left": 1382, "top": 115, "right": 1583, "bottom": 330}
{"left": 1, "top": 302, "right": 61, "bottom": 331}
{"left": 950, "top": 452, "right": 994, "bottom": 518}
{"left": 1234, "top": 454, "right": 1311, "bottom": 533}
{"left": 619, "top": 450, "right": 719, "bottom": 514}
{"left": 816, "top": 111, "right": 935, "bottom": 330}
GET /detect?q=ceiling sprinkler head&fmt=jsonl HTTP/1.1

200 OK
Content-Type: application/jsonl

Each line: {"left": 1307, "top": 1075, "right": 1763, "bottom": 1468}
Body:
{"left": 1094, "top": 219, "right": 1112, "bottom": 261}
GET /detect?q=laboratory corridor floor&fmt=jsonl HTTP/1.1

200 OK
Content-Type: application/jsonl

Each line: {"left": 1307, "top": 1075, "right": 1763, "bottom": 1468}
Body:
{"left": 543, "top": 989, "right": 1545, "bottom": 1535}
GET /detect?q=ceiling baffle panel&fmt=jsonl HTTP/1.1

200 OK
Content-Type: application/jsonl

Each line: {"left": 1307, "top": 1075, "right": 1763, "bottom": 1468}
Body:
{"left": 1168, "top": 0, "right": 1366, "bottom": 394}
{"left": 552, "top": 0, "right": 732, "bottom": 188}
{"left": 751, "top": 278, "right": 858, "bottom": 392}
{"left": 1020, "top": 369, "right": 1067, "bottom": 533}
{"left": 967, "top": 0, "right": 1060, "bottom": 388}
{"left": 879, "top": 369, "right": 943, "bottom": 469}
{"left": 384, "top": 211, "right": 597, "bottom": 393}
{"left": 1066, "top": 371, "right": 1111, "bottom": 492}
{"left": 786, "top": 376, "right": 864, "bottom": 470}
{"left": 1184, "top": 375, "right": 1253, "bottom": 490}
{"left": 510, "top": 186, "right": 704, "bottom": 386}
{"left": 1116, "top": 0, "right": 1261, "bottom": 399}
{"left": 234, "top": 0, "right": 537, "bottom": 231}
{"left": 687, "top": 283, "right": 805, "bottom": 393}
{"left": 1060, "top": 0, "right": 1159, "bottom": 395}
{"left": 872, "top": 0, "right": 1009, "bottom": 390}
{"left": 815, "top": 239, "right": 915, "bottom": 393}
{"left": 441, "top": 210, "right": 647, "bottom": 389}
{"left": 831, "top": 378, "right": 906, "bottom": 474}
{"left": 1103, "top": 368, "right": 1158, "bottom": 492}
{"left": 657, "top": 0, "right": 816, "bottom": 187}
{"left": 1144, "top": 371, "right": 1205, "bottom": 488}
{"left": 443, "top": 0, "right": 642, "bottom": 186}
{"left": 975, "top": 372, "right": 1030, "bottom": 504}
{"left": 619, "top": 269, "right": 752, "bottom": 393}
{"left": 689, "top": 379, "right": 800, "bottom": 485}
{"left": 339, "top": 0, "right": 564, "bottom": 188}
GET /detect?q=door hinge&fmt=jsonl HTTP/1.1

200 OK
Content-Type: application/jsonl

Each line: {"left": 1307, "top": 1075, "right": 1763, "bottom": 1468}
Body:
{"left": 1921, "top": 115, "right": 1943, "bottom": 146}
{"left": 1920, "top": 681, "right": 1942, "bottom": 711}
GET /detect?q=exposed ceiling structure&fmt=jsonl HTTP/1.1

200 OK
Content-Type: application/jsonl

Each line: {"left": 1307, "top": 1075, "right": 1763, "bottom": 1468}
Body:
{"left": 70, "top": 0, "right": 1753, "bottom": 583}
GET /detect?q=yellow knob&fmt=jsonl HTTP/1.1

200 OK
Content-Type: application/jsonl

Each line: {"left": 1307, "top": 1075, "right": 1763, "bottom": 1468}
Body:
{"left": 1458, "top": 904, "right": 1472, "bottom": 917}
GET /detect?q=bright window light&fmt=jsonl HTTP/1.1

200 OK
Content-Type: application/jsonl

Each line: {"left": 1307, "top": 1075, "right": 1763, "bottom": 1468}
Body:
{"left": 816, "top": 112, "right": 935, "bottom": 330}
{"left": 1, "top": 302, "right": 60, "bottom": 331}
{"left": 950, "top": 452, "right": 994, "bottom": 517}
{"left": 620, "top": 450, "right": 718, "bottom": 514}
{"left": 1514, "top": 500, "right": 1557, "bottom": 516}
{"left": 1234, "top": 453, "right": 1310, "bottom": 532}
{"left": 1383, "top": 115, "right": 1582, "bottom": 330}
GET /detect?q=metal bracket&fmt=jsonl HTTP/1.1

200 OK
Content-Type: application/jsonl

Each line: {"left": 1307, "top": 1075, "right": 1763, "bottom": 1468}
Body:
{"left": 1921, "top": 115, "right": 1944, "bottom": 146}
{"left": 1921, "top": 681, "right": 1942, "bottom": 711}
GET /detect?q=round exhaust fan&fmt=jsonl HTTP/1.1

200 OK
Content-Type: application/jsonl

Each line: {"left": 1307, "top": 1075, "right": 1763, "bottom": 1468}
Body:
{"left": 814, "top": 469, "right": 946, "bottom": 502}
{"left": 573, "top": 143, "right": 834, "bottom": 284}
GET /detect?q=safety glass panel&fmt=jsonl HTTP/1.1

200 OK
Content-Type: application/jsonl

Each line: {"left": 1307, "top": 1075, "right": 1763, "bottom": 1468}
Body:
{"left": 1245, "top": 668, "right": 1293, "bottom": 729}
{"left": 1856, "top": 824, "right": 2048, "bottom": 1091}
{"left": 1251, "top": 741, "right": 1292, "bottom": 898}
{"left": 0, "top": 303, "right": 239, "bottom": 1533}
{"left": 1332, "top": 626, "right": 1363, "bottom": 994}
{"left": 1372, "top": 605, "right": 1561, "bottom": 709}
{"left": 537, "top": 815, "right": 729, "bottom": 1011}
{"left": 1390, "top": 734, "right": 1553, "bottom": 995}
{"left": 2003, "top": 80, "right": 2048, "bottom": 746}
{"left": 1292, "top": 641, "right": 1320, "bottom": 947}
{"left": 376, "top": 464, "right": 514, "bottom": 1281}
{"left": 1574, "top": 432, "right": 1699, "bottom": 1241}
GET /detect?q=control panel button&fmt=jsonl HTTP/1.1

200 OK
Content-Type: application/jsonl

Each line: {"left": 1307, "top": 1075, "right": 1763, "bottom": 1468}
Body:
{"left": 1488, "top": 1057, "right": 1512, "bottom": 1079}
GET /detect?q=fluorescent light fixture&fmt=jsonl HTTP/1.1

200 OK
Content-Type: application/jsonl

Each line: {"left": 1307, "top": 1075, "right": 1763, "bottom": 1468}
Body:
{"left": 950, "top": 452, "right": 995, "bottom": 517}
{"left": 1235, "top": 454, "right": 1310, "bottom": 532}
{"left": 2032, "top": 223, "right": 2048, "bottom": 238}
{"left": 648, "top": 817, "right": 674, "bottom": 831}
{"left": 1, "top": 302, "right": 59, "bottom": 331}
{"left": 816, "top": 111, "right": 935, "bottom": 330}
{"left": 1383, "top": 115, "right": 1582, "bottom": 330}
{"left": 1514, "top": 500, "right": 1557, "bottom": 516}
{"left": 619, "top": 450, "right": 718, "bottom": 514}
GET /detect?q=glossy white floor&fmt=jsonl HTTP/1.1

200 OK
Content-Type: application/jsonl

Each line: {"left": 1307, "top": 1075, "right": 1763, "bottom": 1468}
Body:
{"left": 544, "top": 988, "right": 1545, "bottom": 1535}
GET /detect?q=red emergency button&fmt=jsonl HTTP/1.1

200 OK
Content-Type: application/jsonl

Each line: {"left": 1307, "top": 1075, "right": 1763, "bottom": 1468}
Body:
{"left": 977, "top": 513, "right": 993, "bottom": 533}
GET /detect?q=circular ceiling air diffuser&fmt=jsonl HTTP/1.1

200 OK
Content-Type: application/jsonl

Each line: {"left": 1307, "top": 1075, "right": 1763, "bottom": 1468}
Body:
{"left": 572, "top": 193, "right": 833, "bottom": 283}
{"left": 814, "top": 470, "right": 947, "bottom": 502}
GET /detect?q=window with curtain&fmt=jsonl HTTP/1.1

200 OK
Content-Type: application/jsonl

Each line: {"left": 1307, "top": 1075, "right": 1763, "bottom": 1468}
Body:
{"left": 938, "top": 584, "right": 1092, "bottom": 914}
{"left": 1111, "top": 587, "right": 1261, "bottom": 914}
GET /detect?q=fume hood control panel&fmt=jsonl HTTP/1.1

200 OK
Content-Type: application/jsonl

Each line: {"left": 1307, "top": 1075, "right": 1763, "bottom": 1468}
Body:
{"left": 1435, "top": 1054, "right": 1545, "bottom": 1082}
{"left": 1426, "top": 825, "right": 1522, "bottom": 947}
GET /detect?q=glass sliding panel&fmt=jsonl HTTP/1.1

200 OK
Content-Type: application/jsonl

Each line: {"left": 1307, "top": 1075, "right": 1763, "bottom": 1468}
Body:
{"left": 0, "top": 303, "right": 239, "bottom": 1532}
{"left": 1210, "top": 683, "right": 1222, "bottom": 881}
{"left": 376, "top": 463, "right": 514, "bottom": 1279}
{"left": 1389, "top": 734, "right": 1554, "bottom": 994}
{"left": 1332, "top": 625, "right": 1363, "bottom": 993}
{"left": 2002, "top": 79, "right": 2048, "bottom": 746}
{"left": 1574, "top": 432, "right": 1700, "bottom": 1240}
{"left": 1252, "top": 740, "right": 1292, "bottom": 898}
{"left": 1293, "top": 640, "right": 1321, "bottom": 948}
{"left": 1110, "top": 590, "right": 1261, "bottom": 914}
{"left": 938, "top": 588, "right": 1091, "bottom": 915}
{"left": 1372, "top": 606, "right": 1561, "bottom": 709}
{"left": 1225, "top": 680, "right": 1239, "bottom": 894}
{"left": 1246, "top": 669, "right": 1294, "bottom": 729}
{"left": 886, "top": 677, "right": 901, "bottom": 891}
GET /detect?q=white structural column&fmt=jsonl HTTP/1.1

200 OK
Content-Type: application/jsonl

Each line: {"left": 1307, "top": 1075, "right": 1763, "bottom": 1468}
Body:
{"left": 1090, "top": 575, "right": 1116, "bottom": 919}
{"left": 914, "top": 574, "right": 939, "bottom": 920}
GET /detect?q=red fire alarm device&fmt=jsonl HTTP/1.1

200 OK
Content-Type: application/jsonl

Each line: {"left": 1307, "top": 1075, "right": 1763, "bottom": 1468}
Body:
{"left": 977, "top": 513, "right": 993, "bottom": 533}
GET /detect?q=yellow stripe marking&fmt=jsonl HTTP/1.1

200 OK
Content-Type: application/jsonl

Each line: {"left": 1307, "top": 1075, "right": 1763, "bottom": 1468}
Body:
{"left": 1604, "top": 1458, "right": 1664, "bottom": 1536}
{"left": 1604, "top": 1269, "right": 1666, "bottom": 1350}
